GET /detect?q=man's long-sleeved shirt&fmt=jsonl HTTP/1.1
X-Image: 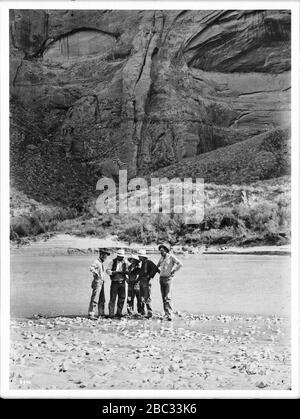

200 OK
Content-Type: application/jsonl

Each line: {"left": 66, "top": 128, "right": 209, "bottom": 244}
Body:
{"left": 157, "top": 253, "right": 183, "bottom": 278}
{"left": 127, "top": 264, "right": 141, "bottom": 284}
{"left": 90, "top": 259, "right": 105, "bottom": 281}
{"left": 138, "top": 259, "right": 159, "bottom": 282}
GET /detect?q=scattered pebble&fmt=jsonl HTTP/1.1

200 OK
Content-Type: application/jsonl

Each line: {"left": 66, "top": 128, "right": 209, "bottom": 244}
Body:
{"left": 9, "top": 313, "right": 290, "bottom": 390}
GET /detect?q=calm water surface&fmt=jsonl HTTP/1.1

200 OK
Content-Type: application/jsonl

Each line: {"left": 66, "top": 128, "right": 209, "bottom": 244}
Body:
{"left": 10, "top": 254, "right": 290, "bottom": 318}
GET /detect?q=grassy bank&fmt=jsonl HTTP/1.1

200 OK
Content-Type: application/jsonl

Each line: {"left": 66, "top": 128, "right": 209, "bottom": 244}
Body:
{"left": 10, "top": 177, "right": 290, "bottom": 247}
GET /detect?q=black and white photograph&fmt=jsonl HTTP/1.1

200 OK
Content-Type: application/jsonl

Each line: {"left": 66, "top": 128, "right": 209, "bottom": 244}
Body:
{"left": 0, "top": 0, "right": 299, "bottom": 399}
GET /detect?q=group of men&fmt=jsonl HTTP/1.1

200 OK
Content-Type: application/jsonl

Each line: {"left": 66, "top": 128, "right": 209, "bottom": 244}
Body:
{"left": 88, "top": 244, "right": 183, "bottom": 321}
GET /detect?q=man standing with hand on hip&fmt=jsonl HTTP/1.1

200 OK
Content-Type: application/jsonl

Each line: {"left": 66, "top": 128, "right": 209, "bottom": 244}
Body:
{"left": 88, "top": 248, "right": 111, "bottom": 320}
{"left": 157, "top": 243, "right": 183, "bottom": 321}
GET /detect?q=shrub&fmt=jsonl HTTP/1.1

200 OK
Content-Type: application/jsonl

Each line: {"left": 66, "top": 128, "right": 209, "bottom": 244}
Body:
{"left": 261, "top": 129, "right": 290, "bottom": 177}
{"left": 10, "top": 206, "right": 79, "bottom": 241}
{"left": 86, "top": 227, "right": 96, "bottom": 235}
{"left": 10, "top": 215, "right": 31, "bottom": 238}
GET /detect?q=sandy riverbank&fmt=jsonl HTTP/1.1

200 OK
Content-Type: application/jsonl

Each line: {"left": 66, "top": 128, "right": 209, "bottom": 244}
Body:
{"left": 10, "top": 234, "right": 291, "bottom": 390}
{"left": 10, "top": 312, "right": 290, "bottom": 390}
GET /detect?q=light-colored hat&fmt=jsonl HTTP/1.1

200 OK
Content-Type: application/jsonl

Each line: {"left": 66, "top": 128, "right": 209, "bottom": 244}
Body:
{"left": 128, "top": 254, "right": 139, "bottom": 262}
{"left": 138, "top": 249, "right": 147, "bottom": 257}
{"left": 158, "top": 243, "right": 171, "bottom": 253}
{"left": 116, "top": 249, "right": 125, "bottom": 257}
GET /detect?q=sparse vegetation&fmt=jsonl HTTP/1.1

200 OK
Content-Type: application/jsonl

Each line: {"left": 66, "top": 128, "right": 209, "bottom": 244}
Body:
{"left": 10, "top": 207, "right": 78, "bottom": 241}
{"left": 116, "top": 199, "right": 290, "bottom": 246}
{"left": 10, "top": 176, "right": 290, "bottom": 247}
{"left": 152, "top": 128, "right": 291, "bottom": 185}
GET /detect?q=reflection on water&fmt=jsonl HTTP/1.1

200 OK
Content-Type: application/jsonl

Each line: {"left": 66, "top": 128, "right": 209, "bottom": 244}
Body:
{"left": 10, "top": 254, "right": 290, "bottom": 318}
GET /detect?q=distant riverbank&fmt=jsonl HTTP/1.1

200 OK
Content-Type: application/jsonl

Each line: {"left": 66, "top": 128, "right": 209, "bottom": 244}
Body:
{"left": 10, "top": 233, "right": 291, "bottom": 257}
{"left": 10, "top": 177, "right": 291, "bottom": 249}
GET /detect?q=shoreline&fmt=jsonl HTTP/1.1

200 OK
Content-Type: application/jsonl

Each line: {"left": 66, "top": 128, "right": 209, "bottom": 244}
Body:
{"left": 10, "top": 310, "right": 291, "bottom": 322}
{"left": 10, "top": 233, "right": 291, "bottom": 256}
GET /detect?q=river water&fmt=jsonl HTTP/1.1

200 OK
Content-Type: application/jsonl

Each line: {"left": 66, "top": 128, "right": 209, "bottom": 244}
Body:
{"left": 10, "top": 254, "right": 290, "bottom": 318}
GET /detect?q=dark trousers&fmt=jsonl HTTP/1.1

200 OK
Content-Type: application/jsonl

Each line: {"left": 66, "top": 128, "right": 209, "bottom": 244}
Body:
{"left": 140, "top": 280, "right": 152, "bottom": 316}
{"left": 160, "top": 276, "right": 173, "bottom": 317}
{"left": 127, "top": 283, "right": 142, "bottom": 314}
{"left": 88, "top": 278, "right": 105, "bottom": 316}
{"left": 109, "top": 281, "right": 126, "bottom": 316}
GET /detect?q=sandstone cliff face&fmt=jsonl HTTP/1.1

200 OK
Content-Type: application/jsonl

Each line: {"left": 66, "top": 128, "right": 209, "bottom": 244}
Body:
{"left": 10, "top": 10, "right": 290, "bottom": 204}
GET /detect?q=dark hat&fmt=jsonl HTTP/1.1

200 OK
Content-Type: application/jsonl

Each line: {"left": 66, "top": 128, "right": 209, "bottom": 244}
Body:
{"left": 158, "top": 243, "right": 171, "bottom": 253}
{"left": 98, "top": 248, "right": 110, "bottom": 255}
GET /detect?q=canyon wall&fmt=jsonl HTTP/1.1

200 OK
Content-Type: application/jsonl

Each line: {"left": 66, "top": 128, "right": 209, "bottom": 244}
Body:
{"left": 10, "top": 10, "right": 290, "bottom": 204}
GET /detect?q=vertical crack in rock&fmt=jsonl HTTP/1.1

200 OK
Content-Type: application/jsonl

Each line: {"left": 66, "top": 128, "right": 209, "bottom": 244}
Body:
{"left": 133, "top": 13, "right": 157, "bottom": 93}
{"left": 92, "top": 94, "right": 100, "bottom": 122}
{"left": 10, "top": 11, "right": 18, "bottom": 50}
{"left": 122, "top": 10, "right": 164, "bottom": 176}
{"left": 12, "top": 59, "right": 24, "bottom": 87}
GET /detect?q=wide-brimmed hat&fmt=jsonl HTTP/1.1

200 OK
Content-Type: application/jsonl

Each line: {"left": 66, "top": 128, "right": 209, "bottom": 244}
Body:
{"left": 116, "top": 249, "right": 125, "bottom": 257}
{"left": 98, "top": 248, "right": 110, "bottom": 255}
{"left": 138, "top": 249, "right": 147, "bottom": 258}
{"left": 128, "top": 254, "right": 139, "bottom": 262}
{"left": 158, "top": 243, "right": 171, "bottom": 253}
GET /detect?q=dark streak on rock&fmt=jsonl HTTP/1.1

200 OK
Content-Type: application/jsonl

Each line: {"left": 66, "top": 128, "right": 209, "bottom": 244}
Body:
{"left": 133, "top": 13, "right": 156, "bottom": 92}
{"left": 12, "top": 59, "right": 24, "bottom": 87}
{"left": 93, "top": 94, "right": 100, "bottom": 122}
{"left": 28, "top": 27, "right": 121, "bottom": 59}
{"left": 237, "top": 89, "right": 290, "bottom": 97}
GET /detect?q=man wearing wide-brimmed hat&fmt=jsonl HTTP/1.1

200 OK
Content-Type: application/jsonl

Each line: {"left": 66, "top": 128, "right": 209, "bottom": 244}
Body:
{"left": 126, "top": 254, "right": 142, "bottom": 315}
{"left": 157, "top": 243, "right": 183, "bottom": 321}
{"left": 106, "top": 249, "right": 129, "bottom": 318}
{"left": 138, "top": 249, "right": 159, "bottom": 318}
{"left": 88, "top": 248, "right": 111, "bottom": 320}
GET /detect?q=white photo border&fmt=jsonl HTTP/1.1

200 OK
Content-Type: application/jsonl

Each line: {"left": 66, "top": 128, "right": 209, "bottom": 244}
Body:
{"left": 1, "top": 0, "right": 299, "bottom": 399}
